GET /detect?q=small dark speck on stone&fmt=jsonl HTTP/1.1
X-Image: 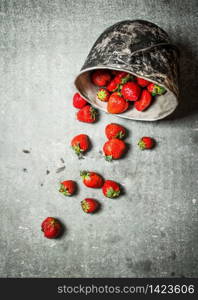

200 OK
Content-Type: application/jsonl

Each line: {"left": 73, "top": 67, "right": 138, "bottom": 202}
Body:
{"left": 40, "top": 183, "right": 43, "bottom": 187}
{"left": 126, "top": 258, "right": 152, "bottom": 272}
{"left": 23, "top": 168, "right": 27, "bottom": 172}
{"left": 56, "top": 166, "right": 65, "bottom": 173}
{"left": 170, "top": 251, "right": 177, "bottom": 260}
{"left": 60, "top": 158, "right": 65, "bottom": 163}
{"left": 160, "top": 231, "right": 166, "bottom": 238}
{"left": 171, "top": 272, "right": 175, "bottom": 276}
{"left": 78, "top": 156, "right": 85, "bottom": 160}
{"left": 23, "top": 150, "right": 30, "bottom": 154}
{"left": 46, "top": 170, "right": 50, "bottom": 175}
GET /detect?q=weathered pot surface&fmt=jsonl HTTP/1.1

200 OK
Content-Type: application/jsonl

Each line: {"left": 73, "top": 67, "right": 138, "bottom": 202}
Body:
{"left": 75, "top": 20, "right": 179, "bottom": 121}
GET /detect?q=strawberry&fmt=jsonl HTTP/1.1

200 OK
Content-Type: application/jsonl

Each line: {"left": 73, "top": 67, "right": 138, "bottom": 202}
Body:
{"left": 136, "top": 77, "right": 150, "bottom": 87}
{"left": 114, "top": 72, "right": 132, "bottom": 84}
{"left": 80, "top": 171, "right": 104, "bottom": 188}
{"left": 138, "top": 137, "right": 155, "bottom": 150}
{"left": 103, "top": 138, "right": 126, "bottom": 161}
{"left": 134, "top": 89, "right": 152, "bottom": 111}
{"left": 77, "top": 105, "right": 97, "bottom": 123}
{"left": 147, "top": 83, "right": 166, "bottom": 96}
{"left": 97, "top": 88, "right": 110, "bottom": 102}
{"left": 106, "top": 79, "right": 119, "bottom": 92}
{"left": 81, "top": 198, "right": 99, "bottom": 213}
{"left": 91, "top": 70, "right": 111, "bottom": 87}
{"left": 59, "top": 180, "right": 76, "bottom": 196}
{"left": 107, "top": 92, "right": 129, "bottom": 114}
{"left": 105, "top": 123, "right": 126, "bottom": 140}
{"left": 41, "top": 217, "right": 62, "bottom": 239}
{"left": 73, "top": 92, "right": 87, "bottom": 109}
{"left": 102, "top": 180, "right": 120, "bottom": 198}
{"left": 121, "top": 81, "right": 141, "bottom": 101}
{"left": 71, "top": 134, "right": 90, "bottom": 156}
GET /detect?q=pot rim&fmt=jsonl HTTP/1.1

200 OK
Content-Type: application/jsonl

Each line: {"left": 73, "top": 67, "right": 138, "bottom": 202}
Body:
{"left": 74, "top": 66, "right": 178, "bottom": 121}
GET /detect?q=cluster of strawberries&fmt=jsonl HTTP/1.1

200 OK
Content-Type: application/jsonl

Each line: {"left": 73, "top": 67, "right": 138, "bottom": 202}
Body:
{"left": 91, "top": 69, "right": 166, "bottom": 113}
{"left": 41, "top": 171, "right": 122, "bottom": 239}
{"left": 59, "top": 171, "right": 121, "bottom": 212}
{"left": 41, "top": 70, "right": 157, "bottom": 239}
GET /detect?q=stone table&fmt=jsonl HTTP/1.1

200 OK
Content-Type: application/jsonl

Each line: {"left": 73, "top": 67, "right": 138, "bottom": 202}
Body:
{"left": 0, "top": 0, "right": 197, "bottom": 277}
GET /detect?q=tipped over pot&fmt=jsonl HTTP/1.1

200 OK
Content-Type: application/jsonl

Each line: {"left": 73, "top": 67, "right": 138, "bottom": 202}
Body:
{"left": 75, "top": 20, "right": 179, "bottom": 121}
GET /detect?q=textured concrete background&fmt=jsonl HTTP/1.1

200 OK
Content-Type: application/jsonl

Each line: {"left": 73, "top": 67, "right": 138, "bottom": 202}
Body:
{"left": 0, "top": 0, "right": 198, "bottom": 278}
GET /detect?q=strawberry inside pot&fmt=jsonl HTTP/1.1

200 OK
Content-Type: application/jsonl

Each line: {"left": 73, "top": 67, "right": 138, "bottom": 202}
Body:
{"left": 74, "top": 20, "right": 179, "bottom": 121}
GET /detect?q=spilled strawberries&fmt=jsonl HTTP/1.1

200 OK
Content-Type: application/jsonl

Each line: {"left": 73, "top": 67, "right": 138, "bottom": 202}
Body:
{"left": 91, "top": 69, "right": 166, "bottom": 113}
{"left": 41, "top": 69, "right": 160, "bottom": 239}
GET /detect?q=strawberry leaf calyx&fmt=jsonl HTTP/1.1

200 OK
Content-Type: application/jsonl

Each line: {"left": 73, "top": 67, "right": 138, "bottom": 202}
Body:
{"left": 80, "top": 170, "right": 90, "bottom": 179}
{"left": 59, "top": 184, "right": 71, "bottom": 196}
{"left": 106, "top": 187, "right": 120, "bottom": 198}
{"left": 72, "top": 144, "right": 83, "bottom": 156}
{"left": 90, "top": 107, "right": 97, "bottom": 120}
{"left": 97, "top": 90, "right": 107, "bottom": 100}
{"left": 115, "top": 131, "right": 125, "bottom": 139}
{"left": 153, "top": 84, "right": 166, "bottom": 95}
{"left": 117, "top": 84, "right": 123, "bottom": 92}
{"left": 121, "top": 74, "right": 132, "bottom": 84}
{"left": 138, "top": 140, "right": 146, "bottom": 150}
{"left": 105, "top": 155, "right": 113, "bottom": 162}
{"left": 81, "top": 200, "right": 89, "bottom": 213}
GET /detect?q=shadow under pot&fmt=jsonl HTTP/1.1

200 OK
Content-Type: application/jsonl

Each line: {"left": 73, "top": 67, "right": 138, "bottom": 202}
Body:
{"left": 75, "top": 20, "right": 179, "bottom": 121}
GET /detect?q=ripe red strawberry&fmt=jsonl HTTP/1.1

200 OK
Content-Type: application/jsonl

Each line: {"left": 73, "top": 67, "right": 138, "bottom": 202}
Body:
{"left": 97, "top": 88, "right": 110, "bottom": 102}
{"left": 138, "top": 137, "right": 155, "bottom": 150}
{"left": 106, "top": 79, "right": 119, "bottom": 92}
{"left": 41, "top": 217, "right": 62, "bottom": 239}
{"left": 102, "top": 180, "right": 120, "bottom": 198}
{"left": 77, "top": 105, "right": 97, "bottom": 123}
{"left": 81, "top": 198, "right": 99, "bottom": 213}
{"left": 80, "top": 171, "right": 104, "bottom": 188}
{"left": 134, "top": 90, "right": 152, "bottom": 111}
{"left": 71, "top": 134, "right": 90, "bottom": 156}
{"left": 103, "top": 138, "right": 126, "bottom": 161}
{"left": 59, "top": 180, "right": 76, "bottom": 196}
{"left": 107, "top": 92, "right": 129, "bottom": 114}
{"left": 114, "top": 72, "right": 132, "bottom": 84}
{"left": 91, "top": 70, "right": 111, "bottom": 87}
{"left": 105, "top": 123, "right": 126, "bottom": 140}
{"left": 147, "top": 83, "right": 166, "bottom": 96}
{"left": 136, "top": 77, "right": 150, "bottom": 87}
{"left": 121, "top": 82, "right": 141, "bottom": 101}
{"left": 73, "top": 92, "right": 87, "bottom": 109}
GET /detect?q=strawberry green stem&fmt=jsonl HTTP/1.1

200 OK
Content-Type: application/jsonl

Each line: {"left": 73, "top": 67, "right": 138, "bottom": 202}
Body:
{"left": 115, "top": 131, "right": 125, "bottom": 139}
{"left": 72, "top": 144, "right": 83, "bottom": 157}
{"left": 81, "top": 200, "right": 89, "bottom": 213}
{"left": 90, "top": 107, "right": 97, "bottom": 120}
{"left": 138, "top": 140, "right": 146, "bottom": 150}
{"left": 106, "top": 187, "right": 120, "bottom": 198}
{"left": 80, "top": 170, "right": 90, "bottom": 179}
{"left": 153, "top": 84, "right": 166, "bottom": 95}
{"left": 59, "top": 184, "right": 71, "bottom": 196}
{"left": 105, "top": 155, "right": 113, "bottom": 161}
{"left": 97, "top": 90, "right": 107, "bottom": 100}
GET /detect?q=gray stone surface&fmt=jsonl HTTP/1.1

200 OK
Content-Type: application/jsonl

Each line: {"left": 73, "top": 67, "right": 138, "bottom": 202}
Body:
{"left": 0, "top": 0, "right": 197, "bottom": 278}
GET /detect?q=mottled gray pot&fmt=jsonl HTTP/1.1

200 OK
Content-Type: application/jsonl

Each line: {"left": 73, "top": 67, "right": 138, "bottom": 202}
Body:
{"left": 74, "top": 20, "right": 179, "bottom": 121}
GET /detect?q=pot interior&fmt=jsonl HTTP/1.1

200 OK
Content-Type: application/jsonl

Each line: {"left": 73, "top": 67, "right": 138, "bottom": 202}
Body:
{"left": 74, "top": 68, "right": 178, "bottom": 121}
